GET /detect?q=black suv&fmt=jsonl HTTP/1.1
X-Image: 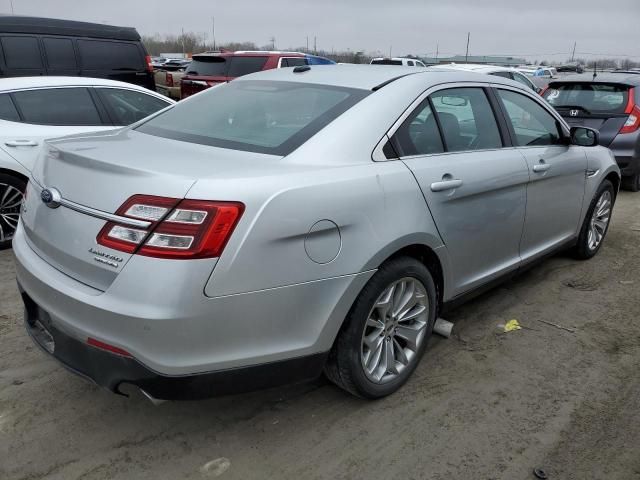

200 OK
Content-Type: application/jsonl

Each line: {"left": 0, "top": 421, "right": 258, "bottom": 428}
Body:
{"left": 0, "top": 16, "right": 154, "bottom": 90}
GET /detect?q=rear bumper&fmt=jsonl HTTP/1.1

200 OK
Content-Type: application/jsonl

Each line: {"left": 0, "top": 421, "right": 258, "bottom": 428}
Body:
{"left": 20, "top": 288, "right": 327, "bottom": 400}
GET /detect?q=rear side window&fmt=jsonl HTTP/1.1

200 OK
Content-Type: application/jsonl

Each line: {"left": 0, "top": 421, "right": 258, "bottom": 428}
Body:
{"left": 78, "top": 40, "right": 143, "bottom": 70}
{"left": 227, "top": 57, "right": 268, "bottom": 77}
{"left": 371, "top": 59, "right": 402, "bottom": 65}
{"left": 12, "top": 88, "right": 102, "bottom": 126}
{"left": 137, "top": 80, "right": 369, "bottom": 155}
{"left": 43, "top": 37, "right": 77, "bottom": 70}
{"left": 0, "top": 36, "right": 43, "bottom": 69}
{"left": 543, "top": 83, "right": 629, "bottom": 114}
{"left": 498, "top": 89, "right": 562, "bottom": 146}
{"left": 0, "top": 94, "right": 20, "bottom": 122}
{"left": 280, "top": 57, "right": 307, "bottom": 68}
{"left": 392, "top": 100, "right": 444, "bottom": 156}
{"left": 187, "top": 57, "right": 227, "bottom": 76}
{"left": 430, "top": 88, "right": 503, "bottom": 151}
{"left": 97, "top": 88, "right": 170, "bottom": 125}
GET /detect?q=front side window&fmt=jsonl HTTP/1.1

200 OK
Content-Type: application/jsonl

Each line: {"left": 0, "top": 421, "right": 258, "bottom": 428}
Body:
{"left": 392, "top": 100, "right": 444, "bottom": 156}
{"left": 430, "top": 88, "right": 503, "bottom": 151}
{"left": 0, "top": 93, "right": 20, "bottom": 122}
{"left": 1, "top": 36, "right": 43, "bottom": 69}
{"left": 97, "top": 88, "right": 170, "bottom": 125}
{"left": 498, "top": 89, "right": 562, "bottom": 146}
{"left": 137, "top": 80, "right": 369, "bottom": 155}
{"left": 407, "top": 61, "right": 415, "bottom": 66}
{"left": 11, "top": 88, "right": 102, "bottom": 126}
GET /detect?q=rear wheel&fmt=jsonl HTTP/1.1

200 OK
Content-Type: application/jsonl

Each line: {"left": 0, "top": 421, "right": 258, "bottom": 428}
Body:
{"left": 325, "top": 257, "right": 437, "bottom": 398}
{"left": 573, "top": 180, "right": 614, "bottom": 259}
{"left": 0, "top": 174, "right": 26, "bottom": 248}
{"left": 621, "top": 173, "right": 640, "bottom": 192}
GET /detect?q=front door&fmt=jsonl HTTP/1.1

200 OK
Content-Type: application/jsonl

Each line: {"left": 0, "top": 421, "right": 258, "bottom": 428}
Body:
{"left": 390, "top": 86, "right": 530, "bottom": 297}
{"left": 495, "top": 88, "right": 587, "bottom": 259}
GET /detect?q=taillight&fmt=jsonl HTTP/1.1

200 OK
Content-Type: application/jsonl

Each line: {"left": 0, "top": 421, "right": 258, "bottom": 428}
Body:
{"left": 539, "top": 86, "right": 549, "bottom": 97}
{"left": 165, "top": 72, "right": 174, "bottom": 87}
{"left": 145, "top": 55, "right": 153, "bottom": 73}
{"left": 87, "top": 337, "right": 132, "bottom": 357}
{"left": 619, "top": 88, "right": 640, "bottom": 134}
{"left": 96, "top": 195, "right": 244, "bottom": 260}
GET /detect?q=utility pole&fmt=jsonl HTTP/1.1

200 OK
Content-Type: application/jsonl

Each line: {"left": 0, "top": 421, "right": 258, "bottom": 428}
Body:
{"left": 181, "top": 27, "right": 185, "bottom": 57}
{"left": 211, "top": 17, "right": 216, "bottom": 51}
{"left": 306, "top": 36, "right": 309, "bottom": 53}
{"left": 465, "top": 32, "right": 470, "bottom": 63}
{"left": 389, "top": 45, "right": 392, "bottom": 58}
{"left": 571, "top": 41, "right": 576, "bottom": 62}
{"left": 314, "top": 36, "right": 317, "bottom": 55}
{"left": 270, "top": 36, "right": 276, "bottom": 50}
{"left": 10, "top": 0, "right": 14, "bottom": 14}
{"left": 435, "top": 42, "right": 439, "bottom": 63}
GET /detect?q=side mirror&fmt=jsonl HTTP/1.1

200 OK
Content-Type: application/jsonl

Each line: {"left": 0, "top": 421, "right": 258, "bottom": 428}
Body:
{"left": 570, "top": 126, "right": 599, "bottom": 147}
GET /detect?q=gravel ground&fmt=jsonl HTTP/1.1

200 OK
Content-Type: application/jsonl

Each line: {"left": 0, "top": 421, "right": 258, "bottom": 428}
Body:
{"left": 1, "top": 192, "right": 639, "bottom": 480}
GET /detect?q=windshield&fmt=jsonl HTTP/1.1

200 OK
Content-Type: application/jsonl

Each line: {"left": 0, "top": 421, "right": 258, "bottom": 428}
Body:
{"left": 137, "top": 80, "right": 369, "bottom": 155}
{"left": 186, "top": 56, "right": 268, "bottom": 77}
{"left": 544, "top": 83, "right": 630, "bottom": 114}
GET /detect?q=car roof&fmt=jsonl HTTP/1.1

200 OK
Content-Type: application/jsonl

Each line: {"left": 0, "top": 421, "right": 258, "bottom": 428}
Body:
{"left": 371, "top": 57, "right": 421, "bottom": 61}
{"left": 548, "top": 73, "right": 640, "bottom": 87}
{"left": 0, "top": 15, "right": 139, "bottom": 41}
{"left": 194, "top": 51, "right": 305, "bottom": 58}
{"left": 0, "top": 76, "right": 168, "bottom": 94}
{"left": 234, "top": 64, "right": 523, "bottom": 91}
{"left": 436, "top": 63, "right": 516, "bottom": 73}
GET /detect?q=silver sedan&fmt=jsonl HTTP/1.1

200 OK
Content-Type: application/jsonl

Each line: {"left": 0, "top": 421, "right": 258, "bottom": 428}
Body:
{"left": 14, "top": 65, "right": 619, "bottom": 400}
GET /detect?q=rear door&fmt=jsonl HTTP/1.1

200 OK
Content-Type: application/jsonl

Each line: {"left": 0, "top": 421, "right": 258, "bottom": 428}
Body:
{"left": 390, "top": 85, "right": 529, "bottom": 296}
{"left": 0, "top": 88, "right": 112, "bottom": 172}
{"left": 543, "top": 82, "right": 631, "bottom": 146}
{"left": 496, "top": 87, "right": 586, "bottom": 259}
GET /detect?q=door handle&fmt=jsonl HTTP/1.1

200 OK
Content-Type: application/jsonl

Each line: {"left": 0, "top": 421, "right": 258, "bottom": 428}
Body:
{"left": 5, "top": 140, "right": 38, "bottom": 147}
{"left": 532, "top": 161, "right": 551, "bottom": 173}
{"left": 430, "top": 179, "right": 463, "bottom": 192}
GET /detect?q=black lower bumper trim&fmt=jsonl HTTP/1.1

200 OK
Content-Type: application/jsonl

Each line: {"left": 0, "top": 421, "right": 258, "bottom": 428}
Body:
{"left": 20, "top": 288, "right": 328, "bottom": 400}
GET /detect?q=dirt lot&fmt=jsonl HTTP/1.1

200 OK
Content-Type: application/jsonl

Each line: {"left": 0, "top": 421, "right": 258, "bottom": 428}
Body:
{"left": 1, "top": 192, "right": 639, "bottom": 480}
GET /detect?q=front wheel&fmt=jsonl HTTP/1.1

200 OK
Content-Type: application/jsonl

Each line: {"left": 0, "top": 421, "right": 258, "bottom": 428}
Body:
{"left": 325, "top": 257, "right": 437, "bottom": 398}
{"left": 0, "top": 174, "right": 26, "bottom": 248}
{"left": 573, "top": 180, "right": 614, "bottom": 259}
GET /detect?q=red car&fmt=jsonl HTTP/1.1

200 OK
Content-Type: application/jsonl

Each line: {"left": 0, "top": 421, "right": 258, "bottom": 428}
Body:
{"left": 180, "top": 51, "right": 334, "bottom": 98}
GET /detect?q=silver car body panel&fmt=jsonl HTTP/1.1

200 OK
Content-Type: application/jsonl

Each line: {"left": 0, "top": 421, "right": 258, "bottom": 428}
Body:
{"left": 14, "top": 65, "right": 620, "bottom": 377}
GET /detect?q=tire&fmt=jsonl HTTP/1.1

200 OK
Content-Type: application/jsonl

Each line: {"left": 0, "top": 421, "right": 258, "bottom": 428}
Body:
{"left": 325, "top": 256, "right": 437, "bottom": 398}
{"left": 573, "top": 179, "right": 615, "bottom": 260}
{"left": 621, "top": 173, "right": 640, "bottom": 192}
{"left": 0, "top": 173, "right": 26, "bottom": 249}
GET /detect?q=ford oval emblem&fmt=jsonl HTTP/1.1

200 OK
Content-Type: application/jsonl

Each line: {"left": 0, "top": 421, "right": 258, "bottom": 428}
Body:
{"left": 41, "top": 188, "right": 62, "bottom": 209}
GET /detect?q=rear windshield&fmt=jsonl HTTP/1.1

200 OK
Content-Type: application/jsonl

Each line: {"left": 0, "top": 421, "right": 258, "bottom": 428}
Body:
{"left": 186, "top": 56, "right": 268, "bottom": 77}
{"left": 371, "top": 59, "right": 402, "bottom": 66}
{"left": 543, "top": 83, "right": 630, "bottom": 114}
{"left": 136, "top": 80, "right": 369, "bottom": 155}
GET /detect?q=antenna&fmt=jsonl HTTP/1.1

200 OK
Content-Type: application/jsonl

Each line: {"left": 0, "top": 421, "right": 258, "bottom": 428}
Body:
{"left": 465, "top": 32, "right": 470, "bottom": 63}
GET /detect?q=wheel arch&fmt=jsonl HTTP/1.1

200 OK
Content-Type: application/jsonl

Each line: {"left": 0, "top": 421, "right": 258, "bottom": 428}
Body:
{"left": 0, "top": 168, "right": 29, "bottom": 186}
{"left": 604, "top": 170, "right": 620, "bottom": 197}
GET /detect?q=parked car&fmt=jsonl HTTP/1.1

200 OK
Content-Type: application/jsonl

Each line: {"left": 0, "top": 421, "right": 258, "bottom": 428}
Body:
{"left": 520, "top": 66, "right": 558, "bottom": 78}
{"left": 180, "top": 51, "right": 335, "bottom": 98}
{"left": 14, "top": 66, "right": 619, "bottom": 401}
{"left": 542, "top": 73, "right": 640, "bottom": 191}
{"left": 371, "top": 57, "right": 427, "bottom": 67}
{"left": 0, "top": 77, "right": 173, "bottom": 246}
{"left": 435, "top": 63, "right": 540, "bottom": 93}
{"left": 154, "top": 60, "right": 191, "bottom": 100}
{"left": 0, "top": 16, "right": 155, "bottom": 90}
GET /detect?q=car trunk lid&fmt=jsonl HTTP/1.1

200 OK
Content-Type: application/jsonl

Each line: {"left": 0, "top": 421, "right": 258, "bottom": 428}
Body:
{"left": 23, "top": 129, "right": 278, "bottom": 291}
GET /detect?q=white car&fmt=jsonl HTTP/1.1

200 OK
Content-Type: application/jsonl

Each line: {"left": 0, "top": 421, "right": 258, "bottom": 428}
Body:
{"left": 435, "top": 63, "right": 540, "bottom": 93}
{"left": 371, "top": 57, "right": 427, "bottom": 67}
{"left": 519, "top": 67, "right": 558, "bottom": 78}
{"left": 0, "top": 77, "right": 174, "bottom": 246}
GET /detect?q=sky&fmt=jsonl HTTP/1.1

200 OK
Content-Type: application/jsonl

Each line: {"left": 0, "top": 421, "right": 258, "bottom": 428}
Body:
{"left": 2, "top": 0, "right": 639, "bottom": 61}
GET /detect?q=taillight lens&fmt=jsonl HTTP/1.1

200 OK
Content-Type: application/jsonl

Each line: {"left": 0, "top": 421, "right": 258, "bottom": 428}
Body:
{"left": 145, "top": 55, "right": 153, "bottom": 72}
{"left": 165, "top": 72, "right": 174, "bottom": 87}
{"left": 620, "top": 88, "right": 640, "bottom": 134}
{"left": 96, "top": 195, "right": 244, "bottom": 260}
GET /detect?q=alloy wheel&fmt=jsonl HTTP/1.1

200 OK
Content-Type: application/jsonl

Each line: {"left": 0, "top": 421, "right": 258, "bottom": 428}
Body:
{"left": 0, "top": 182, "right": 23, "bottom": 243}
{"left": 587, "top": 190, "right": 612, "bottom": 251}
{"left": 360, "top": 277, "right": 429, "bottom": 384}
